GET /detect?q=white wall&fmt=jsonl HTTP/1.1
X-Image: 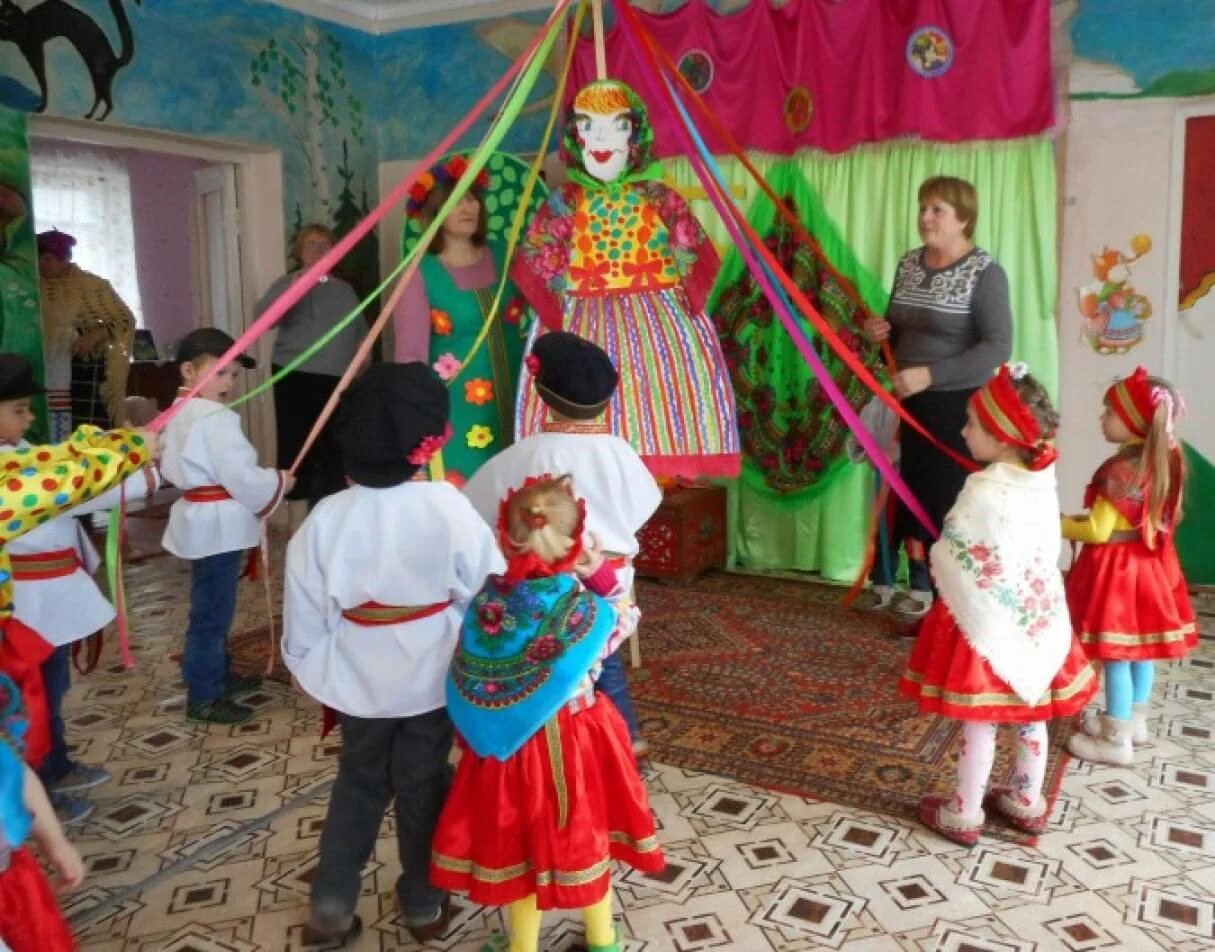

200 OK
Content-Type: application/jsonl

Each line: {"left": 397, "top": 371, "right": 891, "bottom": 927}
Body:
{"left": 1056, "top": 95, "right": 1215, "bottom": 512}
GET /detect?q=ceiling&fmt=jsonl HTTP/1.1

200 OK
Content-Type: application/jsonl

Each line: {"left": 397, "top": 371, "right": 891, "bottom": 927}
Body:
{"left": 264, "top": 0, "right": 555, "bottom": 32}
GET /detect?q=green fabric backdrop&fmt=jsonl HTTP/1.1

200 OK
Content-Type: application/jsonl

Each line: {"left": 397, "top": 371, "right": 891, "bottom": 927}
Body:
{"left": 663, "top": 138, "right": 1059, "bottom": 580}
{"left": 1177, "top": 442, "right": 1215, "bottom": 586}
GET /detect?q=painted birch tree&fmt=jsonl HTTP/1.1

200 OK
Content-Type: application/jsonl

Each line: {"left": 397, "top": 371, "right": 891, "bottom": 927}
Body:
{"left": 249, "top": 25, "right": 366, "bottom": 225}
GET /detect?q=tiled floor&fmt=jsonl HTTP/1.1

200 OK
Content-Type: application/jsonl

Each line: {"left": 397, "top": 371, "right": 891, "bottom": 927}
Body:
{"left": 59, "top": 548, "right": 1214, "bottom": 950}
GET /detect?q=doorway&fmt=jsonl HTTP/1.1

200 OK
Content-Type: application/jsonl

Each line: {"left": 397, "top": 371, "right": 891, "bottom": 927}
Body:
{"left": 27, "top": 116, "right": 286, "bottom": 458}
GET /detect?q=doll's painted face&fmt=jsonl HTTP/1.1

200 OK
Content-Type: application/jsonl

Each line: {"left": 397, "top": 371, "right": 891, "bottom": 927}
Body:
{"left": 575, "top": 109, "right": 632, "bottom": 183}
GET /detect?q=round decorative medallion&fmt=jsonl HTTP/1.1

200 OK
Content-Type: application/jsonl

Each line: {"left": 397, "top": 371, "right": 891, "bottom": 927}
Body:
{"left": 677, "top": 49, "right": 715, "bottom": 94}
{"left": 783, "top": 86, "right": 814, "bottom": 133}
{"left": 906, "top": 26, "right": 954, "bottom": 78}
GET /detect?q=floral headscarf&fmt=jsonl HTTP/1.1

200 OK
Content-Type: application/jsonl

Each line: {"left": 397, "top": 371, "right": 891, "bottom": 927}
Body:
{"left": 561, "top": 80, "right": 662, "bottom": 188}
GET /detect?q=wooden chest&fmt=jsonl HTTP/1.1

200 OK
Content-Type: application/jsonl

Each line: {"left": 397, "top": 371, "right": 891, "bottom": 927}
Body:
{"left": 635, "top": 485, "right": 726, "bottom": 583}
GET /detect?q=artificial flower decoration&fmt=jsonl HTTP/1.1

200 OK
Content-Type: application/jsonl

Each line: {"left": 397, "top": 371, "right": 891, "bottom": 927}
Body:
{"left": 406, "top": 154, "right": 492, "bottom": 220}
{"left": 464, "top": 378, "right": 494, "bottom": 406}
{"left": 505, "top": 296, "right": 527, "bottom": 325}
{"left": 430, "top": 309, "right": 453, "bottom": 335}
{"left": 433, "top": 353, "right": 462, "bottom": 381}
{"left": 406, "top": 423, "right": 453, "bottom": 466}
{"left": 466, "top": 424, "right": 494, "bottom": 450}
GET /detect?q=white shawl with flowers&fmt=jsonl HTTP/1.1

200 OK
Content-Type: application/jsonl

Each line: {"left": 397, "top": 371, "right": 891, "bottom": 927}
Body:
{"left": 929, "top": 462, "right": 1073, "bottom": 705}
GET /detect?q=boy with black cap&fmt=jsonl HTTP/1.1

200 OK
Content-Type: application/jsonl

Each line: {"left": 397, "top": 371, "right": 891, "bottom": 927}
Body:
{"left": 0, "top": 353, "right": 161, "bottom": 825}
{"left": 464, "top": 332, "right": 661, "bottom": 754}
{"left": 282, "top": 362, "right": 503, "bottom": 945}
{"left": 161, "top": 327, "right": 292, "bottom": 725}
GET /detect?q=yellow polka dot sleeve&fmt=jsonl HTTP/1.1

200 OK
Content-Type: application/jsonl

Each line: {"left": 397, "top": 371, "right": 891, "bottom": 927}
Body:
{"left": 0, "top": 426, "right": 150, "bottom": 616}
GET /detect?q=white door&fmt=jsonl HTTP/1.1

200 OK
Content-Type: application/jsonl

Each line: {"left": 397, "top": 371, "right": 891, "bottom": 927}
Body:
{"left": 192, "top": 163, "right": 242, "bottom": 335}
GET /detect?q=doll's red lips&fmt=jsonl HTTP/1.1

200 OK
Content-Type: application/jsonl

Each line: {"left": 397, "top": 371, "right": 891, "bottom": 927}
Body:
{"left": 590, "top": 150, "right": 615, "bottom": 162}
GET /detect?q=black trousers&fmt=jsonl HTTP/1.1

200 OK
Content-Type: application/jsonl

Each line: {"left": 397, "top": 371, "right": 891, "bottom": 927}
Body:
{"left": 311, "top": 707, "right": 453, "bottom": 919}
{"left": 272, "top": 366, "right": 344, "bottom": 503}
{"left": 892, "top": 387, "right": 977, "bottom": 548}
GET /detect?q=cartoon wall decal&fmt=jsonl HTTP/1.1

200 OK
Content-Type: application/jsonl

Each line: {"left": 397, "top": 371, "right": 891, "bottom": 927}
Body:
{"left": 0, "top": 0, "right": 140, "bottom": 120}
{"left": 1077, "top": 234, "right": 1153, "bottom": 353}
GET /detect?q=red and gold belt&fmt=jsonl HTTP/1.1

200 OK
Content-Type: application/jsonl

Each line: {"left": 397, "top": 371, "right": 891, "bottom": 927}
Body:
{"left": 10, "top": 548, "right": 82, "bottom": 581}
{"left": 340, "top": 599, "right": 453, "bottom": 627}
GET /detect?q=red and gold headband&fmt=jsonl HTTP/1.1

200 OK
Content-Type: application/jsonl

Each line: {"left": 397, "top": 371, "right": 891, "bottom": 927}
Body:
{"left": 971, "top": 363, "right": 1058, "bottom": 470}
{"left": 1106, "top": 365, "right": 1153, "bottom": 439}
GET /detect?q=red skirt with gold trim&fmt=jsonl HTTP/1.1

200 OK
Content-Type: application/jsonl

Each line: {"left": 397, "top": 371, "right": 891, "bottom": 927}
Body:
{"left": 1066, "top": 537, "right": 1196, "bottom": 661}
{"left": 899, "top": 601, "right": 1097, "bottom": 722}
{"left": 430, "top": 697, "right": 664, "bottom": 910}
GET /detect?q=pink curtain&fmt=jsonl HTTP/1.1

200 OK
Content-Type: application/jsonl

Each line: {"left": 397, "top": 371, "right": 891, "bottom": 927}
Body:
{"left": 570, "top": 0, "right": 1053, "bottom": 156}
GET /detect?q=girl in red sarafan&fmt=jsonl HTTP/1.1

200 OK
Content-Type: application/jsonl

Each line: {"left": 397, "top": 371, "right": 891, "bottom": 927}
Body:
{"left": 431, "top": 475, "right": 664, "bottom": 952}
{"left": 1065, "top": 367, "right": 1194, "bottom": 766}
{"left": 899, "top": 364, "right": 1096, "bottom": 847}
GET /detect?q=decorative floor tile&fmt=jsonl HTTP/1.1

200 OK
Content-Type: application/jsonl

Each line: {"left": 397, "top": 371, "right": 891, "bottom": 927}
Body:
{"left": 41, "top": 549, "right": 1213, "bottom": 950}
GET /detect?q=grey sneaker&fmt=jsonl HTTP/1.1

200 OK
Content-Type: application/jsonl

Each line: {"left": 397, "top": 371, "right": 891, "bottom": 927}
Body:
{"left": 51, "top": 792, "right": 95, "bottom": 826}
{"left": 890, "top": 589, "right": 933, "bottom": 619}
{"left": 48, "top": 762, "right": 111, "bottom": 794}
{"left": 853, "top": 585, "right": 894, "bottom": 612}
{"left": 187, "top": 697, "right": 255, "bottom": 725}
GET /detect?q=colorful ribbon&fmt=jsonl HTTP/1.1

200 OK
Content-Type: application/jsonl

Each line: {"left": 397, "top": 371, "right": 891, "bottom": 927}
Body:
{"left": 616, "top": 6, "right": 939, "bottom": 537}
{"left": 148, "top": 0, "right": 574, "bottom": 433}
{"left": 621, "top": 6, "right": 979, "bottom": 479}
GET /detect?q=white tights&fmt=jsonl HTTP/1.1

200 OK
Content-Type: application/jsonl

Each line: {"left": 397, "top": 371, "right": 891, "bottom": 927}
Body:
{"left": 953, "top": 721, "right": 1048, "bottom": 818}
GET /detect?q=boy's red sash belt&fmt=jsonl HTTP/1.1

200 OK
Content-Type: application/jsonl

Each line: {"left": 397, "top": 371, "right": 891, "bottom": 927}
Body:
{"left": 340, "top": 599, "right": 453, "bottom": 626}
{"left": 10, "top": 548, "right": 82, "bottom": 581}
{"left": 184, "top": 485, "right": 232, "bottom": 502}
{"left": 321, "top": 598, "right": 452, "bottom": 737}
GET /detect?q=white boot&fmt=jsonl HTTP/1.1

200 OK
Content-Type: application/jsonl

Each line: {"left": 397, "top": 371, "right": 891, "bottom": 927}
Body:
{"left": 1080, "top": 703, "right": 1149, "bottom": 747}
{"left": 1068, "top": 712, "right": 1135, "bottom": 765}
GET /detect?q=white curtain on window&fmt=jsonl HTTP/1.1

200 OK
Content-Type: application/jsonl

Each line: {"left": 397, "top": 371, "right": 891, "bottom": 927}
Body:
{"left": 31, "top": 148, "right": 143, "bottom": 326}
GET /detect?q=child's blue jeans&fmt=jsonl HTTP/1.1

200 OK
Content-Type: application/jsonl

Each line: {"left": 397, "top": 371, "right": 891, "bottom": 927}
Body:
{"left": 183, "top": 549, "right": 243, "bottom": 706}
{"left": 597, "top": 649, "right": 641, "bottom": 741}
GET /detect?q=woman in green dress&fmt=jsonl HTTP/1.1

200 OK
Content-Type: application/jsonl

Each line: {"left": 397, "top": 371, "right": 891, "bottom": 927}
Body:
{"left": 392, "top": 155, "right": 526, "bottom": 487}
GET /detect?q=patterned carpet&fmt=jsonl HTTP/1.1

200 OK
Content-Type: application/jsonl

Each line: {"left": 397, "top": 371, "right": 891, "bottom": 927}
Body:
{"left": 627, "top": 572, "right": 1074, "bottom": 843}
{"left": 230, "top": 570, "right": 1076, "bottom": 844}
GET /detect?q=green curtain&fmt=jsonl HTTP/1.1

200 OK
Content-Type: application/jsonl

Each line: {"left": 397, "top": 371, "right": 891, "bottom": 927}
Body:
{"left": 1177, "top": 442, "right": 1215, "bottom": 585}
{"left": 663, "top": 137, "right": 1058, "bottom": 580}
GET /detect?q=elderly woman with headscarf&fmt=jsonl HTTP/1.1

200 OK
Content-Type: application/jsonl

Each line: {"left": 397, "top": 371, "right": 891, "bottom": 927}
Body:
{"left": 37, "top": 229, "right": 135, "bottom": 436}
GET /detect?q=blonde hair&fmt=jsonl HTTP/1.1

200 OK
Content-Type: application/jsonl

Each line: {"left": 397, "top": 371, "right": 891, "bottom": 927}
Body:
{"left": 290, "top": 224, "right": 334, "bottom": 267}
{"left": 505, "top": 476, "right": 581, "bottom": 564}
{"left": 918, "top": 176, "right": 978, "bottom": 240}
{"left": 1111, "top": 375, "right": 1187, "bottom": 546}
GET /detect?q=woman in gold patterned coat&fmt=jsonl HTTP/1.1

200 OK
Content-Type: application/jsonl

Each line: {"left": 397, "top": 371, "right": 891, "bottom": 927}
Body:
{"left": 37, "top": 229, "right": 134, "bottom": 435}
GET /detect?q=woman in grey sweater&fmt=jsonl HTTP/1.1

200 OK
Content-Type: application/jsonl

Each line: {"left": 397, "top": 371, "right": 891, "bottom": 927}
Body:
{"left": 857, "top": 176, "right": 1012, "bottom": 619}
{"left": 258, "top": 225, "right": 365, "bottom": 529}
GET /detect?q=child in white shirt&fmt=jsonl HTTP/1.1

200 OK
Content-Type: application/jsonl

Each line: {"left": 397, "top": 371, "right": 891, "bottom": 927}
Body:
{"left": 160, "top": 328, "right": 292, "bottom": 725}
